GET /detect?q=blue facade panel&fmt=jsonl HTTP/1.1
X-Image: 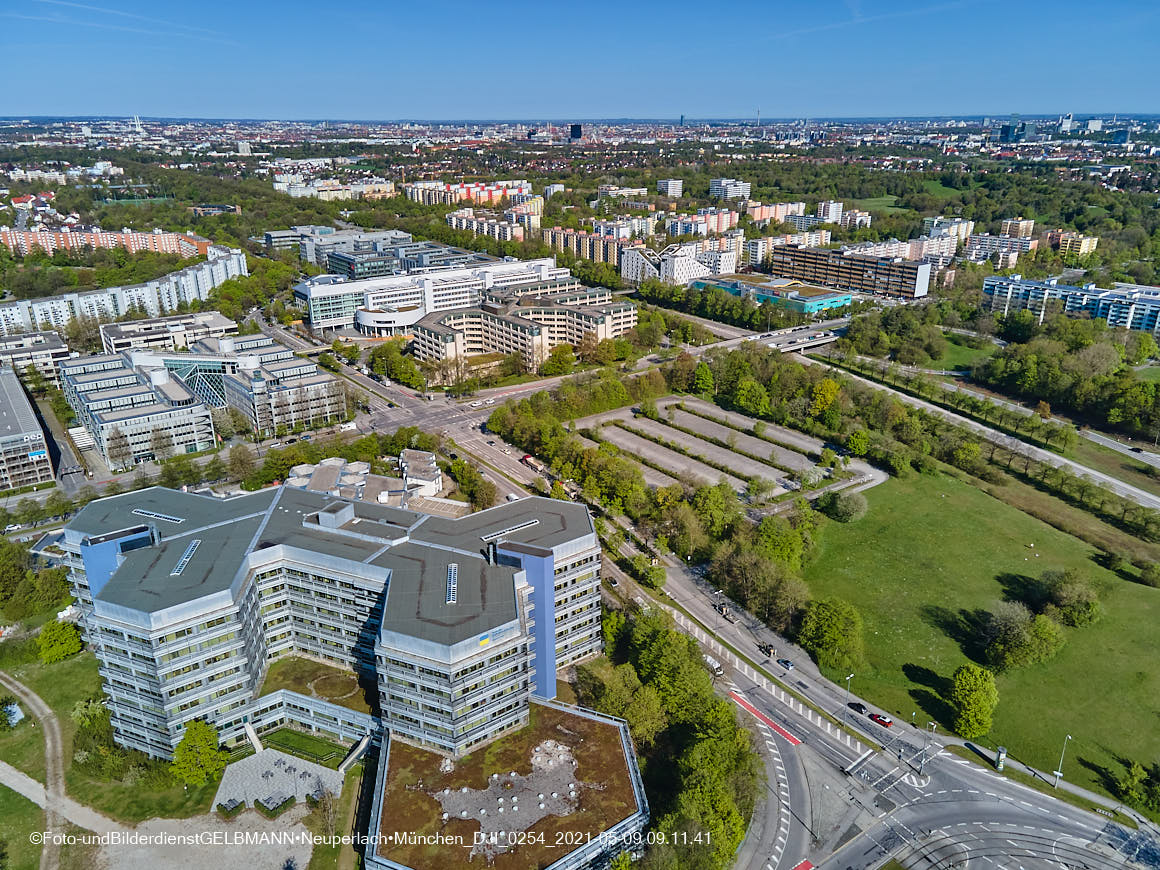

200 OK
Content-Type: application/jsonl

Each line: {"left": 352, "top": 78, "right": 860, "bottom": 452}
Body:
{"left": 498, "top": 545, "right": 556, "bottom": 699}
{"left": 79, "top": 528, "right": 154, "bottom": 599}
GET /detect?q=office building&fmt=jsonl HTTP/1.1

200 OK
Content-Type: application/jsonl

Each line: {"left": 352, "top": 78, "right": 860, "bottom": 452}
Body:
{"left": 295, "top": 259, "right": 576, "bottom": 334}
{"left": 99, "top": 312, "right": 237, "bottom": 354}
{"left": 964, "top": 233, "right": 1038, "bottom": 263}
{"left": 1000, "top": 218, "right": 1036, "bottom": 238}
{"left": 621, "top": 243, "right": 738, "bottom": 285}
{"left": 0, "top": 247, "right": 247, "bottom": 337}
{"left": 656, "top": 179, "right": 684, "bottom": 197}
{"left": 0, "top": 228, "right": 213, "bottom": 258}
{"left": 542, "top": 228, "right": 623, "bottom": 266}
{"left": 544, "top": 183, "right": 565, "bottom": 199}
{"left": 0, "top": 332, "right": 71, "bottom": 386}
{"left": 764, "top": 245, "right": 931, "bottom": 299}
{"left": 60, "top": 335, "right": 344, "bottom": 468}
{"left": 263, "top": 226, "right": 412, "bottom": 267}
{"left": 692, "top": 276, "right": 853, "bottom": 315}
{"left": 0, "top": 367, "right": 53, "bottom": 491}
{"left": 815, "top": 200, "right": 844, "bottom": 224}
{"left": 744, "top": 230, "right": 832, "bottom": 266}
{"left": 1047, "top": 230, "right": 1099, "bottom": 256}
{"left": 921, "top": 216, "right": 975, "bottom": 243}
{"left": 45, "top": 486, "right": 603, "bottom": 759}
{"left": 983, "top": 275, "right": 1160, "bottom": 335}
{"left": 709, "top": 178, "right": 751, "bottom": 199}
{"left": 569, "top": 124, "right": 583, "bottom": 140}
{"left": 403, "top": 180, "right": 531, "bottom": 207}
{"left": 412, "top": 286, "right": 636, "bottom": 373}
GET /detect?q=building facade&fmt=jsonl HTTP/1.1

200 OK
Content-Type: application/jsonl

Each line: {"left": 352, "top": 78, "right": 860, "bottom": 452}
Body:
{"left": 764, "top": 245, "right": 931, "bottom": 299}
{"left": 964, "top": 233, "right": 1039, "bottom": 262}
{"left": 99, "top": 312, "right": 237, "bottom": 354}
{"left": 0, "top": 366, "right": 53, "bottom": 491}
{"left": 744, "top": 230, "right": 831, "bottom": 266}
{"left": 0, "top": 332, "right": 71, "bottom": 386}
{"left": 983, "top": 274, "right": 1160, "bottom": 335}
{"left": 709, "top": 178, "right": 751, "bottom": 199}
{"left": 656, "top": 179, "right": 683, "bottom": 197}
{"left": 0, "top": 228, "right": 212, "bottom": 257}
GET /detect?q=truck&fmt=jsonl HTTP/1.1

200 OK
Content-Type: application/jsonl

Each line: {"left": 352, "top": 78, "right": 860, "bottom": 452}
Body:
{"left": 703, "top": 654, "right": 724, "bottom": 677}
{"left": 522, "top": 454, "right": 546, "bottom": 474}
{"left": 714, "top": 602, "right": 737, "bottom": 623}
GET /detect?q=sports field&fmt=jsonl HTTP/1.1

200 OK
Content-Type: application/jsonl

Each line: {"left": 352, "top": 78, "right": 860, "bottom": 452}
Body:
{"left": 803, "top": 471, "right": 1160, "bottom": 798}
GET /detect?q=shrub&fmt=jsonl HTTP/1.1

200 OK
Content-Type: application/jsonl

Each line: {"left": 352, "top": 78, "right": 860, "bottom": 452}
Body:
{"left": 817, "top": 490, "right": 868, "bottom": 523}
{"left": 950, "top": 663, "right": 999, "bottom": 739}
{"left": 37, "top": 620, "right": 82, "bottom": 664}
{"left": 1139, "top": 563, "right": 1160, "bottom": 588}
{"left": 797, "top": 597, "right": 864, "bottom": 672}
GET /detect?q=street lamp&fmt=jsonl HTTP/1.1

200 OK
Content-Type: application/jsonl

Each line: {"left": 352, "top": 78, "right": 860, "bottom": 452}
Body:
{"left": 843, "top": 673, "right": 854, "bottom": 724}
{"left": 1053, "top": 734, "right": 1072, "bottom": 788}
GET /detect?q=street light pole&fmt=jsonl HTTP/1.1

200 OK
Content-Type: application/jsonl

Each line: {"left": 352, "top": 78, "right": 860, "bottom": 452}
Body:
{"left": 1053, "top": 734, "right": 1072, "bottom": 788}
{"left": 843, "top": 673, "right": 854, "bottom": 724}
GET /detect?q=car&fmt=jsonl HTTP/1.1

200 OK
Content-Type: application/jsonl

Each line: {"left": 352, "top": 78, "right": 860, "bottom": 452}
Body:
{"left": 869, "top": 713, "right": 893, "bottom": 728}
{"left": 776, "top": 658, "right": 794, "bottom": 671}
{"left": 505, "top": 493, "right": 521, "bottom": 502}
{"left": 1131, "top": 446, "right": 1144, "bottom": 453}
{"left": 503, "top": 448, "right": 511, "bottom": 454}
{"left": 470, "top": 400, "right": 483, "bottom": 408}
{"left": 4, "top": 524, "right": 21, "bottom": 534}
{"left": 484, "top": 399, "right": 495, "bottom": 405}
{"left": 848, "top": 702, "right": 868, "bottom": 716}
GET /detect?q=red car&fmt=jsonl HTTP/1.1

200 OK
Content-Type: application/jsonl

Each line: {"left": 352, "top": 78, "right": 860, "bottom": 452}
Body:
{"left": 869, "top": 713, "right": 893, "bottom": 728}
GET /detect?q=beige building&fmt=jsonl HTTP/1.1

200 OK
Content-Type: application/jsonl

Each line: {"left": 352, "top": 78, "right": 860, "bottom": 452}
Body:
{"left": 1047, "top": 230, "right": 1099, "bottom": 256}
{"left": 1000, "top": 217, "right": 1036, "bottom": 238}
{"left": 542, "top": 227, "right": 623, "bottom": 266}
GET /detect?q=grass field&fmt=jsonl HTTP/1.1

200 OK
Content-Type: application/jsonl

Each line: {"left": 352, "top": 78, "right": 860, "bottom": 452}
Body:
{"left": 802, "top": 472, "right": 1160, "bottom": 799}
{"left": 263, "top": 727, "right": 348, "bottom": 769}
{"left": 1068, "top": 437, "right": 1160, "bottom": 499}
{"left": 0, "top": 785, "right": 45, "bottom": 870}
{"left": 1136, "top": 367, "right": 1160, "bottom": 383}
{"left": 260, "top": 654, "right": 375, "bottom": 715}
{"left": 305, "top": 761, "right": 363, "bottom": 870}
{"left": 850, "top": 195, "right": 907, "bottom": 214}
{"left": 932, "top": 336, "right": 995, "bottom": 371}
{"left": 922, "top": 179, "right": 962, "bottom": 199}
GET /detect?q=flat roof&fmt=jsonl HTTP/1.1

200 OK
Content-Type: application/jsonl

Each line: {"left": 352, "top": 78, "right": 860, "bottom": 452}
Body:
{"left": 0, "top": 366, "right": 42, "bottom": 439}
{"left": 375, "top": 543, "right": 518, "bottom": 645}
{"left": 410, "top": 497, "right": 594, "bottom": 554}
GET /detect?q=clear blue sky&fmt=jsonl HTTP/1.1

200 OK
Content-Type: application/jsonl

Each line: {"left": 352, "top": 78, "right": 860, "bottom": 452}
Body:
{"left": 0, "top": 0, "right": 1155, "bottom": 120}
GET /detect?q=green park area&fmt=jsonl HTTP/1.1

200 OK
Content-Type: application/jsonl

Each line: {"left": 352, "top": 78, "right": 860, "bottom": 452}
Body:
{"left": 803, "top": 471, "right": 1160, "bottom": 798}
{"left": 850, "top": 195, "right": 907, "bottom": 214}
{"left": 1135, "top": 366, "right": 1160, "bottom": 384}
{"left": 260, "top": 654, "right": 376, "bottom": 715}
{"left": 931, "top": 334, "right": 996, "bottom": 371}
{"left": 0, "top": 786, "right": 45, "bottom": 870}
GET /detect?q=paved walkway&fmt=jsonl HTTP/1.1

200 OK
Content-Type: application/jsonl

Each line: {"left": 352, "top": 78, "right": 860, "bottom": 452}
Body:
{"left": 0, "top": 758, "right": 131, "bottom": 834}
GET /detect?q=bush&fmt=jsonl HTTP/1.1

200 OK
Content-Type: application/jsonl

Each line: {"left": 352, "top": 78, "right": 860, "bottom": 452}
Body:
{"left": 949, "top": 663, "right": 999, "bottom": 739}
{"left": 217, "top": 800, "right": 246, "bottom": 820}
{"left": 817, "top": 490, "right": 868, "bottom": 523}
{"left": 984, "top": 603, "right": 1066, "bottom": 672}
{"left": 1139, "top": 563, "right": 1160, "bottom": 588}
{"left": 256, "top": 794, "right": 296, "bottom": 820}
{"left": 797, "top": 597, "right": 864, "bottom": 672}
{"left": 37, "top": 620, "right": 82, "bottom": 663}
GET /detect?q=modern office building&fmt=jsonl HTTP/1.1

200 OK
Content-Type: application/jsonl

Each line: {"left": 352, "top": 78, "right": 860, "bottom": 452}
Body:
{"left": 983, "top": 274, "right": 1160, "bottom": 335}
{"left": 294, "top": 259, "right": 576, "bottom": 335}
{"left": 0, "top": 228, "right": 213, "bottom": 257}
{"left": 656, "top": 179, "right": 684, "bottom": 197}
{"left": 620, "top": 242, "right": 738, "bottom": 285}
{"left": 764, "top": 245, "right": 931, "bottom": 299}
{"left": 709, "top": 178, "right": 751, "bottom": 199}
{"left": 0, "top": 332, "right": 72, "bottom": 386}
{"left": 44, "top": 486, "right": 602, "bottom": 759}
{"left": 964, "top": 233, "right": 1039, "bottom": 263}
{"left": 0, "top": 247, "right": 248, "bottom": 337}
{"left": 60, "top": 335, "right": 344, "bottom": 468}
{"left": 411, "top": 286, "right": 636, "bottom": 372}
{"left": 693, "top": 275, "right": 853, "bottom": 315}
{"left": 744, "top": 231, "right": 832, "bottom": 266}
{"left": 1000, "top": 217, "right": 1036, "bottom": 238}
{"left": 99, "top": 312, "right": 237, "bottom": 354}
{"left": 1047, "top": 230, "right": 1099, "bottom": 256}
{"left": 0, "top": 366, "right": 53, "bottom": 491}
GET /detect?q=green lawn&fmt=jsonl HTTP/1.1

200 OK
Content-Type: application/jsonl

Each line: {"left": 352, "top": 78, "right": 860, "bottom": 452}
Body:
{"left": 1068, "top": 437, "right": 1160, "bottom": 499}
{"left": 850, "top": 195, "right": 908, "bottom": 214}
{"left": 921, "top": 179, "right": 961, "bottom": 199}
{"left": 802, "top": 472, "right": 1160, "bottom": 800}
{"left": 305, "top": 762, "right": 363, "bottom": 870}
{"left": 0, "top": 785, "right": 45, "bottom": 870}
{"left": 1135, "top": 366, "right": 1160, "bottom": 383}
{"left": 931, "top": 335, "right": 995, "bottom": 371}
{"left": 263, "top": 727, "right": 349, "bottom": 769}
{"left": 260, "top": 654, "right": 375, "bottom": 715}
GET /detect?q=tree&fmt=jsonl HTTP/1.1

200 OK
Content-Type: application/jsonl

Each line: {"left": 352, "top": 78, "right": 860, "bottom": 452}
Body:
{"left": 202, "top": 454, "right": 226, "bottom": 483}
{"left": 1041, "top": 569, "right": 1102, "bottom": 627}
{"left": 228, "top": 444, "right": 255, "bottom": 481}
{"left": 538, "top": 344, "right": 575, "bottom": 376}
{"left": 692, "top": 361, "right": 714, "bottom": 396}
{"left": 1140, "top": 563, "right": 1160, "bottom": 588}
{"left": 38, "top": 620, "right": 82, "bottom": 663}
{"left": 733, "top": 377, "right": 770, "bottom": 417}
{"left": 549, "top": 481, "right": 569, "bottom": 500}
{"left": 797, "top": 597, "right": 864, "bottom": 672}
{"left": 149, "top": 427, "right": 175, "bottom": 462}
{"left": 106, "top": 427, "right": 132, "bottom": 470}
{"left": 818, "top": 490, "right": 868, "bottom": 523}
{"left": 808, "top": 378, "right": 841, "bottom": 418}
{"left": 847, "top": 429, "right": 870, "bottom": 456}
{"left": 623, "top": 685, "right": 667, "bottom": 750}
{"left": 171, "top": 720, "right": 227, "bottom": 786}
{"left": 950, "top": 663, "right": 999, "bottom": 739}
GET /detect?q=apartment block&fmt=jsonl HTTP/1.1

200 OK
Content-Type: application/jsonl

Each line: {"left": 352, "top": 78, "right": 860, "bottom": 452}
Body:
{"left": 983, "top": 275, "right": 1160, "bottom": 335}
{"left": 446, "top": 207, "right": 526, "bottom": 242}
{"left": 744, "top": 230, "right": 832, "bottom": 266}
{"left": 840, "top": 209, "right": 873, "bottom": 229}
{"left": 99, "top": 312, "right": 237, "bottom": 354}
{"left": 709, "top": 178, "right": 751, "bottom": 199}
{"left": 783, "top": 213, "right": 824, "bottom": 231}
{"left": 621, "top": 243, "right": 738, "bottom": 285}
{"left": 0, "top": 247, "right": 248, "bottom": 337}
{"left": 815, "top": 200, "right": 844, "bottom": 224}
{"left": 44, "top": 486, "right": 602, "bottom": 758}
{"left": 0, "top": 332, "right": 71, "bottom": 386}
{"left": 665, "top": 208, "right": 739, "bottom": 237}
{"left": 0, "top": 367, "right": 53, "bottom": 491}
{"left": 0, "top": 228, "right": 213, "bottom": 257}
{"left": 1047, "top": 230, "right": 1099, "bottom": 256}
{"left": 922, "top": 216, "right": 975, "bottom": 243}
{"left": 1001, "top": 217, "right": 1036, "bottom": 238}
{"left": 656, "top": 179, "right": 684, "bottom": 197}
{"left": 403, "top": 180, "right": 531, "bottom": 206}
{"left": 964, "top": 233, "right": 1039, "bottom": 262}
{"left": 542, "top": 227, "right": 623, "bottom": 266}
{"left": 841, "top": 233, "right": 958, "bottom": 263}
{"left": 764, "top": 245, "right": 931, "bottom": 299}
{"left": 544, "top": 183, "right": 566, "bottom": 198}
{"left": 597, "top": 185, "right": 648, "bottom": 198}
{"left": 745, "top": 201, "right": 806, "bottom": 226}
{"left": 295, "top": 259, "right": 575, "bottom": 334}
{"left": 590, "top": 217, "right": 654, "bottom": 239}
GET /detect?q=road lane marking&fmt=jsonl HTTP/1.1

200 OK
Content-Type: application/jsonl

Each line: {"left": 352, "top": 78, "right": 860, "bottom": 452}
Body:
{"left": 730, "top": 692, "right": 802, "bottom": 746}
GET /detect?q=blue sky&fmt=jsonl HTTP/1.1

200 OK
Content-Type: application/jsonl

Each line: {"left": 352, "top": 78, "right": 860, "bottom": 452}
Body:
{"left": 0, "top": 0, "right": 1156, "bottom": 120}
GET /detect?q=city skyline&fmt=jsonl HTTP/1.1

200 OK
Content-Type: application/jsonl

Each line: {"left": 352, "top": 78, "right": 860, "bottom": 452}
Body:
{"left": 0, "top": 0, "right": 1157, "bottom": 119}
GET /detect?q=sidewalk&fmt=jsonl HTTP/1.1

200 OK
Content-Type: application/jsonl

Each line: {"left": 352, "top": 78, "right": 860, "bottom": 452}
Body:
{"left": 0, "top": 759, "right": 132, "bottom": 834}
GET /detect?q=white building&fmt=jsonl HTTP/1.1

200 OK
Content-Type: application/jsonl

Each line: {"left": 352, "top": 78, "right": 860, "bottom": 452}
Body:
{"left": 816, "top": 200, "right": 844, "bottom": 224}
{"left": 620, "top": 243, "right": 737, "bottom": 285}
{"left": 709, "top": 178, "right": 751, "bottom": 199}
{"left": 656, "top": 179, "right": 684, "bottom": 197}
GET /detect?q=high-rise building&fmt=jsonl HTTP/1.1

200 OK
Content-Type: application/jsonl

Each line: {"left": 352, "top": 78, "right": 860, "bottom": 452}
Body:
{"left": 569, "top": 124, "right": 583, "bottom": 140}
{"left": 0, "top": 332, "right": 71, "bottom": 386}
{"left": 1047, "top": 230, "right": 1099, "bottom": 256}
{"left": 984, "top": 274, "right": 1160, "bottom": 335}
{"left": 709, "top": 178, "right": 751, "bottom": 199}
{"left": 656, "top": 179, "right": 684, "bottom": 197}
{"left": 764, "top": 245, "right": 931, "bottom": 299}
{"left": 815, "top": 200, "right": 844, "bottom": 224}
{"left": 965, "top": 233, "right": 1038, "bottom": 262}
{"left": 1000, "top": 217, "right": 1036, "bottom": 238}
